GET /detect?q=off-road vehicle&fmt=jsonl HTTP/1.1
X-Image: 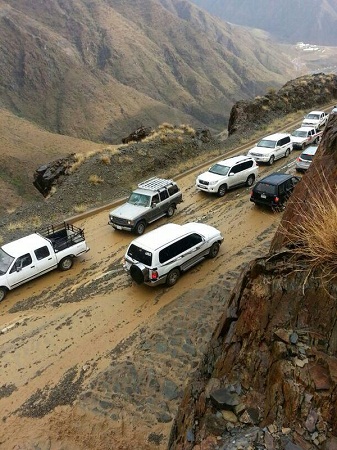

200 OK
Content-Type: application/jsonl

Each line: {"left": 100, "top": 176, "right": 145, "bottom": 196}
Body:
{"left": 108, "top": 177, "right": 183, "bottom": 235}
{"left": 250, "top": 173, "right": 300, "bottom": 211}
{"left": 123, "top": 222, "right": 224, "bottom": 286}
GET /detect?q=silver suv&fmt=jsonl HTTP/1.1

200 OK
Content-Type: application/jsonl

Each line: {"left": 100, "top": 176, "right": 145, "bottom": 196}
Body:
{"left": 108, "top": 177, "right": 183, "bottom": 235}
{"left": 196, "top": 155, "right": 258, "bottom": 197}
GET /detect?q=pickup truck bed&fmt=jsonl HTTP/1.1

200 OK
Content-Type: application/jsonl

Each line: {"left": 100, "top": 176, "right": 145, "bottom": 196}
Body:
{"left": 42, "top": 223, "right": 85, "bottom": 252}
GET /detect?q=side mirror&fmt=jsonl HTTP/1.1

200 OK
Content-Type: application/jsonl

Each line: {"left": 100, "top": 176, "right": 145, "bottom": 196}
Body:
{"left": 229, "top": 172, "right": 234, "bottom": 177}
{"left": 151, "top": 202, "right": 157, "bottom": 208}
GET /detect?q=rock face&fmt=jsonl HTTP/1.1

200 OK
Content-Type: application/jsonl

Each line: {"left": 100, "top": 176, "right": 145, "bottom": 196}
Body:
{"left": 33, "top": 155, "right": 76, "bottom": 197}
{"left": 168, "top": 115, "right": 337, "bottom": 449}
{"left": 228, "top": 73, "right": 337, "bottom": 137}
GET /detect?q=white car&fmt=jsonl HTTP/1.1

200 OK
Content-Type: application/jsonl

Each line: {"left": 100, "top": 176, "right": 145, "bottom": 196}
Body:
{"left": 195, "top": 155, "right": 258, "bottom": 197}
{"left": 123, "top": 222, "right": 224, "bottom": 287}
{"left": 301, "top": 110, "right": 329, "bottom": 129}
{"left": 247, "top": 133, "right": 293, "bottom": 165}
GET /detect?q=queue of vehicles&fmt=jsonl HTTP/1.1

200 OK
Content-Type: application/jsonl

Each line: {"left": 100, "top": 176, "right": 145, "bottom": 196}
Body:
{"left": 0, "top": 108, "right": 330, "bottom": 298}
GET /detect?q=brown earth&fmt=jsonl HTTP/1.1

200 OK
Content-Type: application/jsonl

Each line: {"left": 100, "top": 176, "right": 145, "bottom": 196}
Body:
{"left": 0, "top": 134, "right": 299, "bottom": 449}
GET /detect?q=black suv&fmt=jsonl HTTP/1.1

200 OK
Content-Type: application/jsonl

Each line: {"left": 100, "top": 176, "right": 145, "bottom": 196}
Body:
{"left": 250, "top": 173, "right": 300, "bottom": 210}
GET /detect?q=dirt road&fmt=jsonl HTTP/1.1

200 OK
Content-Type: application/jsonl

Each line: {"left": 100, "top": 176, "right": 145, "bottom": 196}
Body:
{"left": 0, "top": 153, "right": 299, "bottom": 449}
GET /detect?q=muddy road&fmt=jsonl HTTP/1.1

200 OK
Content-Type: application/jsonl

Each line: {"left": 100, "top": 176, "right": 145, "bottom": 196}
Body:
{"left": 0, "top": 152, "right": 299, "bottom": 449}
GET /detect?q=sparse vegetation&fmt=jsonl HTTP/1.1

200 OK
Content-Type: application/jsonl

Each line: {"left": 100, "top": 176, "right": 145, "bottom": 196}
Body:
{"left": 88, "top": 174, "right": 104, "bottom": 185}
{"left": 284, "top": 179, "right": 337, "bottom": 281}
{"left": 100, "top": 154, "right": 111, "bottom": 165}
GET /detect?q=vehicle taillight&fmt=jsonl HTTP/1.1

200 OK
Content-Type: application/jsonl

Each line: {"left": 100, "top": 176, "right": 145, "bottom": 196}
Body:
{"left": 151, "top": 270, "right": 158, "bottom": 280}
{"left": 250, "top": 190, "right": 253, "bottom": 196}
{"left": 274, "top": 196, "right": 279, "bottom": 203}
{"left": 297, "top": 157, "right": 300, "bottom": 162}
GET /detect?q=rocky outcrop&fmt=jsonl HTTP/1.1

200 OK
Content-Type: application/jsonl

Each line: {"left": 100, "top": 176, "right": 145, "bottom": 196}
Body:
{"left": 169, "top": 254, "right": 337, "bottom": 450}
{"left": 169, "top": 107, "right": 337, "bottom": 450}
{"left": 228, "top": 73, "right": 337, "bottom": 137}
{"left": 33, "top": 155, "right": 76, "bottom": 197}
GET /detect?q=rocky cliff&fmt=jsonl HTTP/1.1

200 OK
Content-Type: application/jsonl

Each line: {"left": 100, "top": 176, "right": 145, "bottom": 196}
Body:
{"left": 168, "top": 115, "right": 337, "bottom": 449}
{"left": 227, "top": 73, "right": 337, "bottom": 137}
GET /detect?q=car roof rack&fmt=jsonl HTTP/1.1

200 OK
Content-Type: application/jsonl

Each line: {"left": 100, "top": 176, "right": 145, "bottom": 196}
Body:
{"left": 138, "top": 177, "right": 174, "bottom": 191}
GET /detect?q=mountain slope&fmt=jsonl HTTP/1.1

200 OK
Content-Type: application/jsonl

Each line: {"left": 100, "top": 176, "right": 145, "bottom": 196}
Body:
{"left": 0, "top": 0, "right": 296, "bottom": 142}
{"left": 188, "top": 0, "right": 337, "bottom": 45}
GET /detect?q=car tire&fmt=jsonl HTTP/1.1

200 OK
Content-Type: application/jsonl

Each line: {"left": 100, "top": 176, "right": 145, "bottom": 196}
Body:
{"left": 166, "top": 268, "right": 180, "bottom": 287}
{"left": 134, "top": 221, "right": 146, "bottom": 235}
{"left": 217, "top": 184, "right": 227, "bottom": 197}
{"left": 268, "top": 155, "right": 275, "bottom": 165}
{"left": 208, "top": 242, "right": 220, "bottom": 259}
{"left": 130, "top": 264, "right": 145, "bottom": 284}
{"left": 246, "top": 174, "right": 255, "bottom": 187}
{"left": 0, "top": 287, "right": 7, "bottom": 302}
{"left": 58, "top": 256, "right": 74, "bottom": 271}
{"left": 285, "top": 148, "right": 290, "bottom": 157}
{"left": 166, "top": 205, "right": 175, "bottom": 217}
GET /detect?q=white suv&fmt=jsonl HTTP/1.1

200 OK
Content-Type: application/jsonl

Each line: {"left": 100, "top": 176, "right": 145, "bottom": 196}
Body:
{"left": 195, "top": 155, "right": 258, "bottom": 197}
{"left": 247, "top": 133, "right": 293, "bottom": 165}
{"left": 123, "top": 222, "right": 224, "bottom": 287}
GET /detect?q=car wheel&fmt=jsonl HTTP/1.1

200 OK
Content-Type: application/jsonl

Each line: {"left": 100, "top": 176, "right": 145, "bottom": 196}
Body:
{"left": 58, "top": 256, "right": 74, "bottom": 271}
{"left": 268, "top": 155, "right": 275, "bottom": 165}
{"left": 217, "top": 184, "right": 227, "bottom": 197}
{"left": 134, "top": 221, "right": 146, "bottom": 235}
{"left": 208, "top": 242, "right": 220, "bottom": 258}
{"left": 166, "top": 268, "right": 180, "bottom": 287}
{"left": 166, "top": 205, "right": 175, "bottom": 217}
{"left": 246, "top": 174, "right": 255, "bottom": 187}
{"left": 0, "top": 287, "right": 7, "bottom": 302}
{"left": 130, "top": 264, "right": 145, "bottom": 284}
{"left": 285, "top": 149, "right": 290, "bottom": 157}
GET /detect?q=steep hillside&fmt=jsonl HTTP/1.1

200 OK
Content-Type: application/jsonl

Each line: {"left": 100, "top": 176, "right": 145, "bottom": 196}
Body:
{"left": 169, "top": 114, "right": 337, "bottom": 450}
{"left": 0, "top": 0, "right": 296, "bottom": 143}
{"left": 188, "top": 0, "right": 337, "bottom": 46}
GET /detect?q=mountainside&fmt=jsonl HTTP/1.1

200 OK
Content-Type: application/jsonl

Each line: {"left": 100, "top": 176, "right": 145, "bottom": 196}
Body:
{"left": 0, "top": 0, "right": 296, "bottom": 143}
{"left": 188, "top": 0, "right": 337, "bottom": 45}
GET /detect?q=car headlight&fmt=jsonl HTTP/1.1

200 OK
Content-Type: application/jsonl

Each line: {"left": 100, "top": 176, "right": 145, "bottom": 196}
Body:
{"left": 208, "top": 181, "right": 217, "bottom": 186}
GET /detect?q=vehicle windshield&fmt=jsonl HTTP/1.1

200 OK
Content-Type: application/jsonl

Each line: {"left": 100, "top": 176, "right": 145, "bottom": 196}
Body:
{"left": 127, "top": 244, "right": 152, "bottom": 266}
{"left": 305, "top": 114, "right": 319, "bottom": 120}
{"left": 257, "top": 139, "right": 276, "bottom": 149}
{"left": 255, "top": 182, "right": 277, "bottom": 195}
{"left": 209, "top": 164, "right": 230, "bottom": 176}
{"left": 0, "top": 248, "right": 14, "bottom": 275}
{"left": 128, "top": 193, "right": 151, "bottom": 207}
{"left": 292, "top": 130, "right": 307, "bottom": 138}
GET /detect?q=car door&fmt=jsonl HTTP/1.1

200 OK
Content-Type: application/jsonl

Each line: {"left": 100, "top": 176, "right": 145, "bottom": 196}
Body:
{"left": 179, "top": 233, "right": 208, "bottom": 271}
{"left": 34, "top": 245, "right": 57, "bottom": 274}
{"left": 148, "top": 193, "right": 161, "bottom": 221}
{"left": 228, "top": 162, "right": 246, "bottom": 187}
{"left": 6, "top": 252, "right": 36, "bottom": 289}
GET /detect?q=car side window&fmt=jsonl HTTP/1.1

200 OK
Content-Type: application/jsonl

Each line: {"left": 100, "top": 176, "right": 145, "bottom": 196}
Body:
{"left": 168, "top": 185, "right": 179, "bottom": 196}
{"left": 152, "top": 194, "right": 160, "bottom": 205}
{"left": 230, "top": 163, "right": 241, "bottom": 174}
{"left": 35, "top": 246, "right": 50, "bottom": 260}
{"left": 159, "top": 189, "right": 169, "bottom": 201}
{"left": 10, "top": 253, "right": 32, "bottom": 273}
{"left": 278, "top": 183, "right": 285, "bottom": 195}
{"left": 159, "top": 233, "right": 203, "bottom": 263}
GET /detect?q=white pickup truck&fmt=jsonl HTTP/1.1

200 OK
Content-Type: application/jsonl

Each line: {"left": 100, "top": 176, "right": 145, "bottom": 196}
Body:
{"left": 0, "top": 222, "right": 89, "bottom": 301}
{"left": 301, "top": 110, "right": 329, "bottom": 129}
{"left": 290, "top": 126, "right": 322, "bottom": 150}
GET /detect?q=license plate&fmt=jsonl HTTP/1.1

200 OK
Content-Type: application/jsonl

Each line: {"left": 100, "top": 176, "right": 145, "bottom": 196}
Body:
{"left": 261, "top": 194, "right": 266, "bottom": 199}
{"left": 115, "top": 225, "right": 122, "bottom": 230}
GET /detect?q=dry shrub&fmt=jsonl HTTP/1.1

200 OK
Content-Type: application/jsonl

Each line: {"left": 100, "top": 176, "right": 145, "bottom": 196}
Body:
{"left": 179, "top": 124, "right": 195, "bottom": 135}
{"left": 100, "top": 154, "right": 111, "bottom": 165}
{"left": 68, "top": 153, "right": 85, "bottom": 174}
{"left": 88, "top": 174, "right": 104, "bottom": 185}
{"left": 159, "top": 122, "right": 174, "bottom": 130}
{"left": 73, "top": 204, "right": 88, "bottom": 213}
{"left": 284, "top": 178, "right": 337, "bottom": 281}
